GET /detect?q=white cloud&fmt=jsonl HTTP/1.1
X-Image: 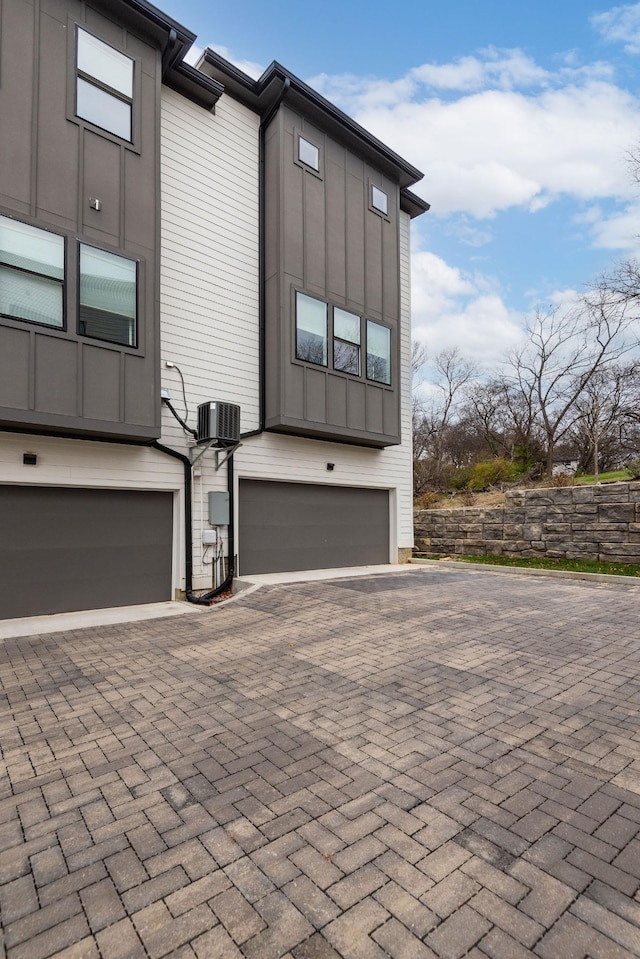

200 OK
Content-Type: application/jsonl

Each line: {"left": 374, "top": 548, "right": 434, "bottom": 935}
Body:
{"left": 412, "top": 48, "right": 549, "bottom": 92}
{"left": 310, "top": 48, "right": 640, "bottom": 221}
{"left": 411, "top": 251, "right": 525, "bottom": 364}
{"left": 592, "top": 3, "right": 640, "bottom": 54}
{"left": 590, "top": 201, "right": 640, "bottom": 251}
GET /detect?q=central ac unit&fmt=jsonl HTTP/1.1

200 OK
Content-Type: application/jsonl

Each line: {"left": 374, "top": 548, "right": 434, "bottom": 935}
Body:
{"left": 196, "top": 401, "right": 241, "bottom": 444}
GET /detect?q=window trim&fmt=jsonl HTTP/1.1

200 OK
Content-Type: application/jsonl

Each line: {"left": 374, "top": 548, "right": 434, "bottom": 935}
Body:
{"left": 368, "top": 180, "right": 391, "bottom": 221}
{"left": 366, "top": 318, "right": 392, "bottom": 385}
{"left": 66, "top": 20, "right": 141, "bottom": 154}
{"left": 292, "top": 289, "right": 393, "bottom": 388}
{"left": 0, "top": 214, "right": 67, "bottom": 332}
{"left": 332, "top": 306, "right": 361, "bottom": 377}
{"left": 293, "top": 128, "right": 324, "bottom": 180}
{"left": 77, "top": 241, "right": 139, "bottom": 349}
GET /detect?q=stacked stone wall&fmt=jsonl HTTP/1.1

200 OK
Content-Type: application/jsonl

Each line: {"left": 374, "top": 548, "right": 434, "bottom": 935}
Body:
{"left": 414, "top": 482, "right": 640, "bottom": 563}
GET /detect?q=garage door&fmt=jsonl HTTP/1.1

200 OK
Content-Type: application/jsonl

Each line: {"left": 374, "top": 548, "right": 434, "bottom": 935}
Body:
{"left": 0, "top": 487, "right": 173, "bottom": 619}
{"left": 239, "top": 480, "right": 389, "bottom": 575}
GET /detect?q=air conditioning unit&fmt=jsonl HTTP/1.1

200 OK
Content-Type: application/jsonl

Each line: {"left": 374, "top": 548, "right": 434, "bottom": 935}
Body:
{"left": 197, "top": 401, "right": 241, "bottom": 444}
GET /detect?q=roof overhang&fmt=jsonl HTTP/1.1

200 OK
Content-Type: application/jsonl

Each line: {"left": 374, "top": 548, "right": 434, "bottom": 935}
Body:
{"left": 201, "top": 51, "right": 427, "bottom": 196}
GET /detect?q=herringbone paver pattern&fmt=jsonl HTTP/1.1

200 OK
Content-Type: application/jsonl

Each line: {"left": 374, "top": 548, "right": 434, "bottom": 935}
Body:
{"left": 1, "top": 566, "right": 640, "bottom": 957}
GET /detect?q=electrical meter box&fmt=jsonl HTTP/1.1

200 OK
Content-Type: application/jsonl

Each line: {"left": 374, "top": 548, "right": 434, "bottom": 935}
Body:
{"left": 208, "top": 491, "right": 230, "bottom": 526}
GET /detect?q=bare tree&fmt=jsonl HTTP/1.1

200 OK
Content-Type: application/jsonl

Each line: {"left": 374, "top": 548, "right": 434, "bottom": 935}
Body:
{"left": 505, "top": 297, "right": 637, "bottom": 476}
{"left": 413, "top": 347, "right": 478, "bottom": 491}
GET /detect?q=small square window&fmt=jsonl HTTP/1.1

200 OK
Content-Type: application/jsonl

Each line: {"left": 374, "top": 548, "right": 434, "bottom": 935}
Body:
{"left": 76, "top": 28, "right": 134, "bottom": 142}
{"left": 298, "top": 136, "right": 320, "bottom": 172}
{"left": 0, "top": 215, "right": 65, "bottom": 329}
{"left": 79, "top": 244, "right": 137, "bottom": 347}
{"left": 371, "top": 185, "right": 388, "bottom": 216}
{"left": 366, "top": 320, "right": 391, "bottom": 384}
{"left": 296, "top": 292, "right": 327, "bottom": 366}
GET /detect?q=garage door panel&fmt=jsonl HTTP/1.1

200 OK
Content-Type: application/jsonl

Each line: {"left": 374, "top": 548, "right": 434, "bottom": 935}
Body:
{"left": 239, "top": 480, "right": 389, "bottom": 575}
{"left": 0, "top": 487, "right": 173, "bottom": 619}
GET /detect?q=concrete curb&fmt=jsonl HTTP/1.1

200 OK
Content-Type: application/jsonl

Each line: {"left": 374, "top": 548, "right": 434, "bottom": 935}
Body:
{"left": 410, "top": 557, "right": 640, "bottom": 586}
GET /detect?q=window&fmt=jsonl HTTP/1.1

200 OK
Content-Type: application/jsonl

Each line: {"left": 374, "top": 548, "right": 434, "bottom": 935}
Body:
{"left": 76, "top": 28, "right": 134, "bottom": 141}
{"left": 79, "top": 245, "right": 137, "bottom": 347}
{"left": 296, "top": 292, "right": 327, "bottom": 366}
{"left": 295, "top": 292, "right": 392, "bottom": 384}
{"left": 298, "top": 135, "right": 320, "bottom": 172}
{"left": 333, "top": 308, "right": 360, "bottom": 375}
{"left": 367, "top": 320, "right": 391, "bottom": 384}
{"left": 0, "top": 215, "right": 64, "bottom": 328}
{"left": 371, "top": 185, "right": 388, "bottom": 216}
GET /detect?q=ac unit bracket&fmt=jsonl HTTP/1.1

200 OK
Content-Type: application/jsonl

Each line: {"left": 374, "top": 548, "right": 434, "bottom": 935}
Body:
{"left": 189, "top": 440, "right": 242, "bottom": 470}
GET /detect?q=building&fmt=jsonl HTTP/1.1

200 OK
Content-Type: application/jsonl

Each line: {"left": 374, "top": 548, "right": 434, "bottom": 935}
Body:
{"left": 0, "top": 0, "right": 429, "bottom": 619}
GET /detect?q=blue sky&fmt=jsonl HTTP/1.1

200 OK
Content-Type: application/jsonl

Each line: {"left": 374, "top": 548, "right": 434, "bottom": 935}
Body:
{"left": 160, "top": 0, "right": 640, "bottom": 366}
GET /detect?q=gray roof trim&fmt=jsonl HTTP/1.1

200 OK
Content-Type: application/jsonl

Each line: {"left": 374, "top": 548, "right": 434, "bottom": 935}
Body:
{"left": 164, "top": 61, "right": 225, "bottom": 110}
{"left": 117, "top": 0, "right": 222, "bottom": 108}
{"left": 201, "top": 51, "right": 424, "bottom": 189}
{"left": 400, "top": 189, "right": 430, "bottom": 219}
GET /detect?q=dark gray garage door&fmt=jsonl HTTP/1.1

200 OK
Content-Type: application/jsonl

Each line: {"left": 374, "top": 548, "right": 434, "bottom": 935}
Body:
{"left": 239, "top": 480, "right": 389, "bottom": 575}
{"left": 0, "top": 487, "right": 173, "bottom": 619}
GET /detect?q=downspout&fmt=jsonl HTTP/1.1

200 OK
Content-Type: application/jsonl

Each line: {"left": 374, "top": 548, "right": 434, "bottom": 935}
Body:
{"left": 241, "top": 76, "right": 290, "bottom": 440}
{"left": 152, "top": 440, "right": 235, "bottom": 605}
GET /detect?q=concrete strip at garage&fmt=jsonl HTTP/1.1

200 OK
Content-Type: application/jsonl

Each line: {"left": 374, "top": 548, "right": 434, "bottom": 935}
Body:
{"left": 1, "top": 565, "right": 640, "bottom": 958}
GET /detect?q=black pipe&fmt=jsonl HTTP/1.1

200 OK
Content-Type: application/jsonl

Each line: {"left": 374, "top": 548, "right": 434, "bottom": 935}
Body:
{"left": 241, "top": 77, "right": 290, "bottom": 440}
{"left": 152, "top": 440, "right": 235, "bottom": 604}
{"left": 151, "top": 440, "right": 212, "bottom": 605}
{"left": 163, "top": 398, "right": 197, "bottom": 438}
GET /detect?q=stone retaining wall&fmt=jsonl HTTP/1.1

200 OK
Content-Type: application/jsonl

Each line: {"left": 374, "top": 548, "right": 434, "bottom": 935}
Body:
{"left": 414, "top": 482, "right": 640, "bottom": 562}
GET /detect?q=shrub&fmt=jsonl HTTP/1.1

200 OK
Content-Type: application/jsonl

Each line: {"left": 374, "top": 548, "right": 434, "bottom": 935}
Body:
{"left": 466, "top": 458, "right": 520, "bottom": 491}
{"left": 627, "top": 458, "right": 640, "bottom": 479}
{"left": 415, "top": 490, "right": 441, "bottom": 510}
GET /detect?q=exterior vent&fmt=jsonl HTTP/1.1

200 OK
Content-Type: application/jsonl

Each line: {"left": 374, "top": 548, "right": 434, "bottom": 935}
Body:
{"left": 197, "top": 401, "right": 241, "bottom": 444}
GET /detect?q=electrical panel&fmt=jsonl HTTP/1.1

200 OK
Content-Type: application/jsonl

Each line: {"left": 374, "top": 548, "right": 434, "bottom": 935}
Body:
{"left": 208, "top": 491, "right": 230, "bottom": 526}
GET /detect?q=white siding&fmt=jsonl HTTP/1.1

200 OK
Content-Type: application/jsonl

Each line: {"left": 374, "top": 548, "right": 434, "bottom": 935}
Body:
{"left": 0, "top": 88, "right": 416, "bottom": 599}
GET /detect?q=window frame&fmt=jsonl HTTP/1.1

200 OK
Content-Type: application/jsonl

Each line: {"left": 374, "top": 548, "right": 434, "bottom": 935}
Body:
{"left": 292, "top": 290, "right": 393, "bottom": 388}
{"left": 0, "top": 214, "right": 67, "bottom": 332}
{"left": 368, "top": 180, "right": 391, "bottom": 221}
{"left": 366, "top": 318, "right": 392, "bottom": 385}
{"left": 67, "top": 21, "right": 141, "bottom": 153}
{"left": 332, "top": 306, "right": 361, "bottom": 377}
{"left": 295, "top": 291, "right": 328, "bottom": 368}
{"left": 77, "top": 241, "right": 139, "bottom": 349}
{"left": 293, "top": 129, "right": 324, "bottom": 180}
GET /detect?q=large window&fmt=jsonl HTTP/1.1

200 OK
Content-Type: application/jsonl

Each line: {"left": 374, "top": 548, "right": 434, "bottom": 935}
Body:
{"left": 76, "top": 28, "right": 134, "bottom": 141}
{"left": 295, "top": 291, "right": 392, "bottom": 385}
{"left": 296, "top": 292, "right": 327, "bottom": 366}
{"left": 79, "top": 245, "right": 137, "bottom": 347}
{"left": 0, "top": 216, "right": 64, "bottom": 328}
{"left": 366, "top": 320, "right": 391, "bottom": 384}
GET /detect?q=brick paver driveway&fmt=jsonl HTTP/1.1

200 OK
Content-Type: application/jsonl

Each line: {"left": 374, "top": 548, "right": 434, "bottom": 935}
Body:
{"left": 2, "top": 566, "right": 640, "bottom": 959}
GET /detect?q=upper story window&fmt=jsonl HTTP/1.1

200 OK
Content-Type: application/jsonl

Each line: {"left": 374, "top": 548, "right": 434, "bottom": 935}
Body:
{"left": 79, "top": 245, "right": 137, "bottom": 347}
{"left": 371, "top": 185, "right": 388, "bottom": 216}
{"left": 295, "top": 291, "right": 392, "bottom": 385}
{"left": 296, "top": 292, "right": 327, "bottom": 365}
{"left": 0, "top": 215, "right": 65, "bottom": 329}
{"left": 366, "top": 320, "right": 391, "bottom": 384}
{"left": 298, "top": 135, "right": 320, "bottom": 172}
{"left": 333, "top": 308, "right": 360, "bottom": 375}
{"left": 76, "top": 28, "right": 134, "bottom": 141}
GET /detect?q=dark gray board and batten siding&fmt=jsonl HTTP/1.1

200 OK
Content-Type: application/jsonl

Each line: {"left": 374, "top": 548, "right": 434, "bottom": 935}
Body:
{"left": 264, "top": 105, "right": 402, "bottom": 448}
{"left": 0, "top": 0, "right": 161, "bottom": 441}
